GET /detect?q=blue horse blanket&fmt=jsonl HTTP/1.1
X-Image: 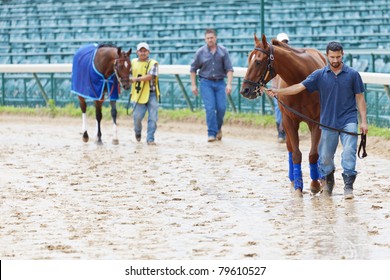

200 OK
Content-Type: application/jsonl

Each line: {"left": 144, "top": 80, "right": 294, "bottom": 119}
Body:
{"left": 71, "top": 44, "right": 119, "bottom": 100}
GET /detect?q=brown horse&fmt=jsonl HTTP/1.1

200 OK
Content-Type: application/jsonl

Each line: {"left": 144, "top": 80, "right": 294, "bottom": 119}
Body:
{"left": 71, "top": 44, "right": 132, "bottom": 145}
{"left": 240, "top": 34, "right": 326, "bottom": 196}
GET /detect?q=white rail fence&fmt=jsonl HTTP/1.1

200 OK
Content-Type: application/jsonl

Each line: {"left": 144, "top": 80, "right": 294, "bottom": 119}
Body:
{"left": 1, "top": 64, "right": 390, "bottom": 86}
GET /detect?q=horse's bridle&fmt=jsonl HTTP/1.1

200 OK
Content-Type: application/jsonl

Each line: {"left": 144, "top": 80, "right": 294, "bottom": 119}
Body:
{"left": 243, "top": 43, "right": 276, "bottom": 96}
{"left": 114, "top": 57, "right": 131, "bottom": 88}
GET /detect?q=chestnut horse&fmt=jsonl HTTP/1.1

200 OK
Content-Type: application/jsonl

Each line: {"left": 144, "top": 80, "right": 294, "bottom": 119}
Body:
{"left": 240, "top": 34, "right": 326, "bottom": 196}
{"left": 71, "top": 43, "right": 132, "bottom": 145}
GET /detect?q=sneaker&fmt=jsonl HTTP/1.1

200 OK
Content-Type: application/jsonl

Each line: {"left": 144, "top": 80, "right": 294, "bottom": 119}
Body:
{"left": 216, "top": 130, "right": 222, "bottom": 140}
{"left": 135, "top": 133, "right": 141, "bottom": 142}
{"left": 147, "top": 141, "right": 156, "bottom": 146}
{"left": 207, "top": 136, "right": 216, "bottom": 142}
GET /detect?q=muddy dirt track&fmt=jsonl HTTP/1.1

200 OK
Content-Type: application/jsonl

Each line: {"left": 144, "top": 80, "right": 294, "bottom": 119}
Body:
{"left": 0, "top": 114, "right": 389, "bottom": 260}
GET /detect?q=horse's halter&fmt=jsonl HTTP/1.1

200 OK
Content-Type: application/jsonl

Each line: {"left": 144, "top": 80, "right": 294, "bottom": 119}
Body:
{"left": 242, "top": 43, "right": 276, "bottom": 98}
{"left": 114, "top": 55, "right": 131, "bottom": 88}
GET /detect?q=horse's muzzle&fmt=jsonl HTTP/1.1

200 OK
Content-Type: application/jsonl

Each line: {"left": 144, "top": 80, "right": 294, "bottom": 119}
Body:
{"left": 120, "top": 79, "right": 131, "bottom": 90}
{"left": 122, "top": 84, "right": 131, "bottom": 90}
{"left": 240, "top": 86, "right": 262, "bottom": 100}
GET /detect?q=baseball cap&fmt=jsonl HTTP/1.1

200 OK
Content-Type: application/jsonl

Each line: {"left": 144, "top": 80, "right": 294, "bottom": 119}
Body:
{"left": 276, "top": 33, "right": 289, "bottom": 42}
{"left": 137, "top": 42, "right": 150, "bottom": 51}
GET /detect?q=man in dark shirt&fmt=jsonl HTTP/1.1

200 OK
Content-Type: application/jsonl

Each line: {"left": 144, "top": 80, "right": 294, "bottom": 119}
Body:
{"left": 190, "top": 29, "right": 234, "bottom": 142}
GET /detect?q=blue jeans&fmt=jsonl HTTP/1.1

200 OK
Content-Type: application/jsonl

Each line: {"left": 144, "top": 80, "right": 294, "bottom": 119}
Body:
{"left": 133, "top": 92, "right": 158, "bottom": 142}
{"left": 318, "top": 123, "right": 358, "bottom": 177}
{"left": 199, "top": 78, "right": 226, "bottom": 137}
{"left": 274, "top": 98, "right": 282, "bottom": 124}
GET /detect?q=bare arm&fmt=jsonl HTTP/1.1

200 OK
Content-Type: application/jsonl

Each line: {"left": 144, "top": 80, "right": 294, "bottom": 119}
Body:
{"left": 131, "top": 74, "right": 153, "bottom": 82}
{"left": 356, "top": 93, "right": 368, "bottom": 135}
{"left": 265, "top": 83, "right": 306, "bottom": 98}
{"left": 225, "top": 70, "right": 233, "bottom": 95}
{"left": 190, "top": 72, "right": 198, "bottom": 96}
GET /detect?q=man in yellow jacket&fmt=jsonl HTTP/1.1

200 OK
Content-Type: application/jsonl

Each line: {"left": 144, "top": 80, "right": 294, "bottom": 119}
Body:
{"left": 130, "top": 42, "right": 160, "bottom": 145}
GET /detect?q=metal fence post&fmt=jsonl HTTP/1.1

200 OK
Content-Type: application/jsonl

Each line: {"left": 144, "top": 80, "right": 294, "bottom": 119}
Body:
{"left": 175, "top": 74, "right": 193, "bottom": 111}
{"left": 1, "top": 73, "right": 4, "bottom": 105}
{"left": 33, "top": 73, "right": 49, "bottom": 105}
{"left": 237, "top": 77, "right": 242, "bottom": 112}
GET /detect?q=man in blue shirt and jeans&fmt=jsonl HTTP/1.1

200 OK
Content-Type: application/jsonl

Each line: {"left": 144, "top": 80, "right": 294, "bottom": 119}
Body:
{"left": 266, "top": 41, "right": 368, "bottom": 199}
{"left": 190, "top": 29, "right": 234, "bottom": 142}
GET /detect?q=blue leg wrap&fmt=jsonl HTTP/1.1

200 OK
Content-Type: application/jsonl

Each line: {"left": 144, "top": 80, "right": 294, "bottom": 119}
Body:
{"left": 293, "top": 163, "right": 303, "bottom": 190}
{"left": 288, "top": 152, "right": 294, "bottom": 182}
{"left": 309, "top": 162, "right": 320, "bottom": 180}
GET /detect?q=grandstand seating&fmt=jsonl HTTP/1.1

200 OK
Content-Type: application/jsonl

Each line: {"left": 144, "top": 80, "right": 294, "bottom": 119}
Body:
{"left": 1, "top": 0, "right": 390, "bottom": 70}
{"left": 0, "top": 0, "right": 390, "bottom": 127}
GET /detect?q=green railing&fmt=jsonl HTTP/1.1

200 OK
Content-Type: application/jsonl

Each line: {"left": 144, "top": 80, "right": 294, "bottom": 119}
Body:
{"left": 0, "top": 65, "right": 389, "bottom": 128}
{"left": 0, "top": 72, "right": 268, "bottom": 115}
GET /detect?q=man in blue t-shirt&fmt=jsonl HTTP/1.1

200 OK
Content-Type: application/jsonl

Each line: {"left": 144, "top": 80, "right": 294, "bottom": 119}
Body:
{"left": 266, "top": 42, "right": 368, "bottom": 199}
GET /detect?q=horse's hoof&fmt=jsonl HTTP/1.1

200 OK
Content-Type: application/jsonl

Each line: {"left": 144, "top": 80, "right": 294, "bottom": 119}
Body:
{"left": 95, "top": 139, "right": 103, "bottom": 145}
{"left": 310, "top": 180, "right": 321, "bottom": 194}
{"left": 82, "top": 131, "right": 89, "bottom": 143}
{"left": 112, "top": 139, "right": 119, "bottom": 145}
{"left": 293, "top": 188, "right": 303, "bottom": 198}
{"left": 289, "top": 181, "right": 295, "bottom": 192}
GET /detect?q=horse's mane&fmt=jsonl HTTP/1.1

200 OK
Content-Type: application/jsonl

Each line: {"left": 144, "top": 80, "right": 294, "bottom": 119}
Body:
{"left": 98, "top": 43, "right": 118, "bottom": 49}
{"left": 271, "top": 39, "right": 305, "bottom": 54}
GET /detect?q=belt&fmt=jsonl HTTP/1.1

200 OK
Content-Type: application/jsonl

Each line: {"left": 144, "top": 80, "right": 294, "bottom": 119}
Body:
{"left": 200, "top": 76, "right": 224, "bottom": 81}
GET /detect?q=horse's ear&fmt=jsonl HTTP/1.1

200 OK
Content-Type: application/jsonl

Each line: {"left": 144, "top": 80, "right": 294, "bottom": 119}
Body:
{"left": 254, "top": 33, "right": 260, "bottom": 46}
{"left": 127, "top": 48, "right": 132, "bottom": 56}
{"left": 262, "top": 34, "right": 268, "bottom": 47}
{"left": 117, "top": 47, "right": 122, "bottom": 56}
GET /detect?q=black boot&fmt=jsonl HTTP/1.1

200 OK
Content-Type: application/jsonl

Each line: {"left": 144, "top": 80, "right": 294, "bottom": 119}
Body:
{"left": 280, "top": 129, "right": 286, "bottom": 141}
{"left": 276, "top": 122, "right": 286, "bottom": 143}
{"left": 322, "top": 170, "right": 335, "bottom": 195}
{"left": 342, "top": 173, "right": 356, "bottom": 199}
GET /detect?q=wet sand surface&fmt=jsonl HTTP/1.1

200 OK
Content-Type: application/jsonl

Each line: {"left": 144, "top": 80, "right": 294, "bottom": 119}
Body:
{"left": 0, "top": 114, "right": 389, "bottom": 259}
